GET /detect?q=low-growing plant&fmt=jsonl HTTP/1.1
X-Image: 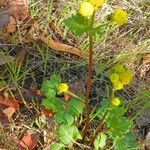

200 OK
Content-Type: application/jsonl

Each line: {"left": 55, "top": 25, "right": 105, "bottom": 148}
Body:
{"left": 41, "top": 0, "right": 139, "bottom": 149}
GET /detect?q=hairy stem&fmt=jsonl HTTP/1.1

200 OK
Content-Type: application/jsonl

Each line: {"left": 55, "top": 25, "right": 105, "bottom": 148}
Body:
{"left": 82, "top": 13, "right": 95, "bottom": 139}
{"left": 82, "top": 35, "right": 93, "bottom": 139}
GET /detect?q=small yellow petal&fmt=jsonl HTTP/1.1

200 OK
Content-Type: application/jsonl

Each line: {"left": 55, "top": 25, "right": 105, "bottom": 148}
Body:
{"left": 57, "top": 83, "right": 69, "bottom": 94}
{"left": 113, "top": 81, "right": 123, "bottom": 91}
{"left": 111, "top": 97, "right": 121, "bottom": 106}
{"left": 88, "top": 0, "right": 106, "bottom": 9}
{"left": 113, "top": 64, "right": 125, "bottom": 74}
{"left": 119, "top": 70, "right": 132, "bottom": 85}
{"left": 109, "top": 73, "right": 119, "bottom": 84}
{"left": 112, "top": 8, "right": 127, "bottom": 25}
{"left": 79, "top": 2, "right": 94, "bottom": 17}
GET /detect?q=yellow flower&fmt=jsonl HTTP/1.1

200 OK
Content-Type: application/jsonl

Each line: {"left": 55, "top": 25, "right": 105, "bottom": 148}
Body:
{"left": 112, "top": 8, "right": 127, "bottom": 25}
{"left": 88, "top": 0, "right": 106, "bottom": 9}
{"left": 111, "top": 97, "right": 121, "bottom": 106}
{"left": 57, "top": 83, "right": 69, "bottom": 94}
{"left": 113, "top": 81, "right": 123, "bottom": 91}
{"left": 79, "top": 2, "right": 94, "bottom": 17}
{"left": 119, "top": 70, "right": 132, "bottom": 85}
{"left": 113, "top": 64, "right": 125, "bottom": 74}
{"left": 109, "top": 73, "right": 119, "bottom": 84}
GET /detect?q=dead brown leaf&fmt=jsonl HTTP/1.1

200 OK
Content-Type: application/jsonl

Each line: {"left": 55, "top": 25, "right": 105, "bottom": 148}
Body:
{"left": 40, "top": 106, "right": 55, "bottom": 117}
{"left": 6, "top": 16, "right": 16, "bottom": 33}
{"left": 137, "top": 53, "right": 150, "bottom": 80}
{"left": 40, "top": 36, "right": 89, "bottom": 58}
{"left": 0, "top": 108, "right": 10, "bottom": 128}
{"left": 11, "top": 0, "right": 29, "bottom": 21}
{"left": 3, "top": 107, "right": 16, "bottom": 119}
{"left": 18, "top": 132, "right": 40, "bottom": 150}
{"left": 0, "top": 90, "right": 19, "bottom": 110}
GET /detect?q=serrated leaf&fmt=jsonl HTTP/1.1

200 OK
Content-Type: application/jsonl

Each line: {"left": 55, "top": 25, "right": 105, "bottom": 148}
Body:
{"left": 107, "top": 107, "right": 126, "bottom": 119}
{"left": 105, "top": 107, "right": 133, "bottom": 138}
{"left": 41, "top": 75, "right": 61, "bottom": 98}
{"left": 41, "top": 80, "right": 51, "bottom": 92}
{"left": 64, "top": 13, "right": 90, "bottom": 36}
{"left": 41, "top": 80, "right": 56, "bottom": 98}
{"left": 58, "top": 124, "right": 82, "bottom": 147}
{"left": 114, "top": 132, "right": 139, "bottom": 150}
{"left": 107, "top": 117, "right": 133, "bottom": 138}
{"left": 66, "top": 96, "right": 85, "bottom": 117}
{"left": 44, "top": 88, "right": 56, "bottom": 98}
{"left": 55, "top": 111, "right": 64, "bottom": 124}
{"left": 50, "top": 75, "right": 61, "bottom": 88}
{"left": 55, "top": 111, "right": 74, "bottom": 126}
{"left": 64, "top": 112, "right": 74, "bottom": 126}
{"left": 41, "top": 98, "right": 63, "bottom": 113}
{"left": 51, "top": 143, "right": 65, "bottom": 150}
{"left": 94, "top": 133, "right": 107, "bottom": 150}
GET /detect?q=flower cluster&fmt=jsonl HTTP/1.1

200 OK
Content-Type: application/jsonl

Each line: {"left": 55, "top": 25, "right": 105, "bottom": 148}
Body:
{"left": 79, "top": 2, "right": 94, "bottom": 17}
{"left": 111, "top": 8, "right": 127, "bottom": 25}
{"left": 109, "top": 65, "right": 132, "bottom": 91}
{"left": 111, "top": 97, "right": 121, "bottom": 106}
{"left": 79, "top": 0, "right": 106, "bottom": 17}
{"left": 57, "top": 83, "right": 69, "bottom": 94}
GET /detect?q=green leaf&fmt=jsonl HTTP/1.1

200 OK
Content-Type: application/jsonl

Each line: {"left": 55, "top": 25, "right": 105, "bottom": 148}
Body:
{"left": 51, "top": 143, "right": 65, "bottom": 150}
{"left": 58, "top": 124, "right": 82, "bottom": 147}
{"left": 107, "top": 107, "right": 126, "bottom": 119}
{"left": 94, "top": 133, "right": 107, "bottom": 150}
{"left": 41, "top": 80, "right": 52, "bottom": 92}
{"left": 114, "top": 132, "right": 139, "bottom": 150}
{"left": 55, "top": 111, "right": 74, "bottom": 126}
{"left": 44, "top": 88, "right": 56, "bottom": 98}
{"left": 66, "top": 96, "right": 85, "bottom": 117}
{"left": 64, "top": 112, "right": 74, "bottom": 126}
{"left": 41, "top": 98, "right": 63, "bottom": 112}
{"left": 50, "top": 75, "right": 61, "bottom": 88}
{"left": 95, "top": 63, "right": 105, "bottom": 77}
{"left": 106, "top": 107, "right": 133, "bottom": 138}
{"left": 64, "top": 13, "right": 90, "bottom": 36}
{"left": 89, "top": 25, "right": 103, "bottom": 36}
{"left": 97, "top": 98, "right": 109, "bottom": 119}
{"left": 55, "top": 111, "right": 64, "bottom": 124}
{"left": 107, "top": 117, "right": 133, "bottom": 138}
{"left": 41, "top": 75, "right": 61, "bottom": 98}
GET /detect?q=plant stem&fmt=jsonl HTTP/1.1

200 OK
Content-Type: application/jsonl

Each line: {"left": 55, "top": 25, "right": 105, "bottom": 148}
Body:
{"left": 90, "top": 110, "right": 108, "bottom": 146}
{"left": 82, "top": 13, "right": 95, "bottom": 140}
{"left": 66, "top": 91, "right": 85, "bottom": 104}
